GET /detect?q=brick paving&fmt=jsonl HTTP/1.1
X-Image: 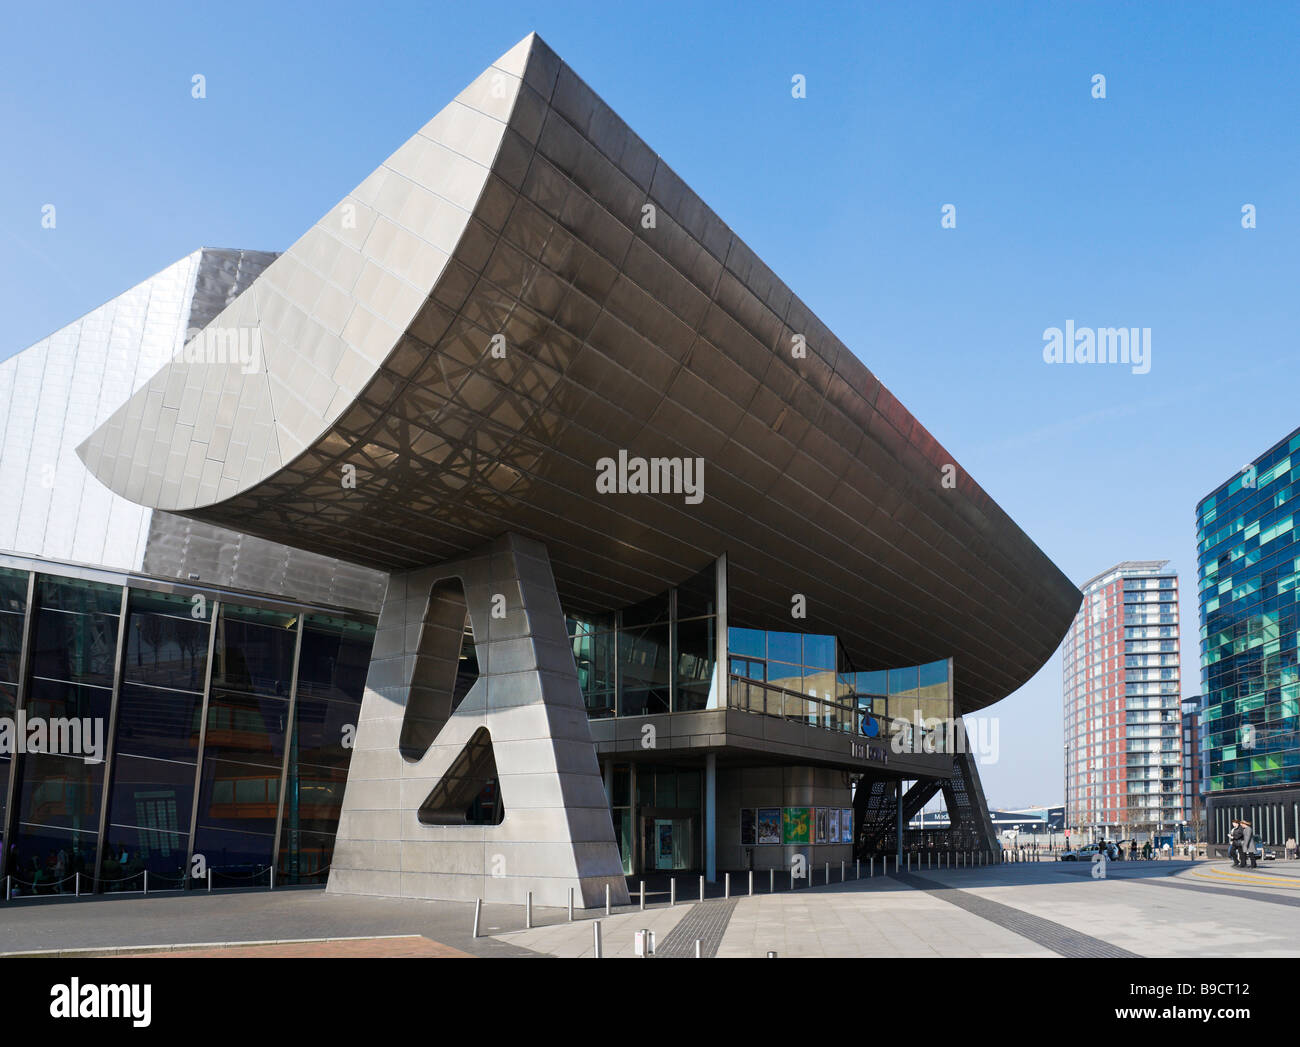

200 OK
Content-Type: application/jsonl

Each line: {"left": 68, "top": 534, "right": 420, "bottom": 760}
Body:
{"left": 118, "top": 935, "right": 471, "bottom": 958}
{"left": 656, "top": 899, "right": 738, "bottom": 957}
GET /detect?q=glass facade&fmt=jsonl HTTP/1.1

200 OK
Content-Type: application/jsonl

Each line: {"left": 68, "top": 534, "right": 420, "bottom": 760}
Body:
{"left": 1197, "top": 426, "right": 1300, "bottom": 795}
{"left": 564, "top": 557, "right": 953, "bottom": 744}
{"left": 0, "top": 564, "right": 374, "bottom": 895}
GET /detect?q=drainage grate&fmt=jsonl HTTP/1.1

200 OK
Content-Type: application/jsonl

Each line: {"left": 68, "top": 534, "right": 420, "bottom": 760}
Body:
{"left": 894, "top": 871, "right": 1140, "bottom": 958}
{"left": 656, "top": 899, "right": 739, "bottom": 958}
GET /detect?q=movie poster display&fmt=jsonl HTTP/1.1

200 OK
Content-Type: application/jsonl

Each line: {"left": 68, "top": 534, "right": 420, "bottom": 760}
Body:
{"left": 815, "top": 807, "right": 829, "bottom": 844}
{"left": 841, "top": 808, "right": 854, "bottom": 842}
{"left": 783, "top": 807, "right": 811, "bottom": 845}
{"left": 757, "top": 807, "right": 782, "bottom": 844}
{"left": 829, "top": 808, "right": 841, "bottom": 844}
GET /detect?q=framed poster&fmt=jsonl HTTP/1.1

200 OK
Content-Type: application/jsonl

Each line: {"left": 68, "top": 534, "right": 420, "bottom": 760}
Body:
{"left": 782, "top": 807, "right": 811, "bottom": 845}
{"left": 757, "top": 808, "right": 782, "bottom": 844}
{"left": 740, "top": 808, "right": 756, "bottom": 846}
{"left": 815, "top": 807, "right": 829, "bottom": 844}
{"left": 829, "top": 808, "right": 841, "bottom": 844}
{"left": 841, "top": 808, "right": 854, "bottom": 842}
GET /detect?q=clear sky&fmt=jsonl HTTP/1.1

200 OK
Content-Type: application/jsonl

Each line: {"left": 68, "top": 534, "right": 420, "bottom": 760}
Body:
{"left": 3, "top": 1, "right": 1298, "bottom": 808}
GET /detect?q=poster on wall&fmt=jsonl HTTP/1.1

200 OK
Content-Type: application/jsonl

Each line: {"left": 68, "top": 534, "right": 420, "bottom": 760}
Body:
{"left": 658, "top": 823, "right": 674, "bottom": 863}
{"left": 815, "top": 807, "right": 829, "bottom": 844}
{"left": 783, "top": 807, "right": 811, "bottom": 845}
{"left": 757, "top": 808, "right": 782, "bottom": 844}
{"left": 740, "top": 808, "right": 756, "bottom": 846}
{"left": 841, "top": 808, "right": 854, "bottom": 843}
{"left": 829, "top": 808, "right": 840, "bottom": 843}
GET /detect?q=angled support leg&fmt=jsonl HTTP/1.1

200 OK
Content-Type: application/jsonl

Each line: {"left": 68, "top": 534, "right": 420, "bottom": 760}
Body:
{"left": 328, "top": 533, "right": 630, "bottom": 908}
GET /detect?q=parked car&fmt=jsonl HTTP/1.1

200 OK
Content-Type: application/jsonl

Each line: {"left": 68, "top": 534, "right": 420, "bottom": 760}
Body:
{"left": 1062, "top": 843, "right": 1117, "bottom": 862}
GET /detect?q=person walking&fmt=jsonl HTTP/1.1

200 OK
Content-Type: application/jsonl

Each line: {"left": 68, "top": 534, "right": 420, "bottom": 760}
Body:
{"left": 1286, "top": 835, "right": 1296, "bottom": 861}
{"left": 1241, "top": 820, "right": 1255, "bottom": 868}
{"left": 1142, "top": 839, "right": 1152, "bottom": 860}
{"left": 1230, "top": 819, "right": 1244, "bottom": 866}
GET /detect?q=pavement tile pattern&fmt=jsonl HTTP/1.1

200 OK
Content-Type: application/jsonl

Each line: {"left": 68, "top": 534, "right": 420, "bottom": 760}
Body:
{"left": 656, "top": 899, "right": 738, "bottom": 957}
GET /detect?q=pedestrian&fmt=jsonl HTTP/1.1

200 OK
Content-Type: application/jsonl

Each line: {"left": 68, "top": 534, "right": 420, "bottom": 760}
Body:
{"left": 1143, "top": 839, "right": 1152, "bottom": 860}
{"left": 1230, "top": 819, "right": 1244, "bottom": 866}
{"left": 1130, "top": 840, "right": 1138, "bottom": 861}
{"left": 1287, "top": 835, "right": 1296, "bottom": 861}
{"left": 1240, "top": 820, "right": 1255, "bottom": 868}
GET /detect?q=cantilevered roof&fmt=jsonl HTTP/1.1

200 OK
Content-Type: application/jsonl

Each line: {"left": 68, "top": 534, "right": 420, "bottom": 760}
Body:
{"left": 79, "top": 33, "right": 1081, "bottom": 713}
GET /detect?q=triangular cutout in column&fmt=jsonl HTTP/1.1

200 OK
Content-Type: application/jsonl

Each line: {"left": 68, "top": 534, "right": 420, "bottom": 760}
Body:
{"left": 416, "top": 726, "right": 503, "bottom": 826}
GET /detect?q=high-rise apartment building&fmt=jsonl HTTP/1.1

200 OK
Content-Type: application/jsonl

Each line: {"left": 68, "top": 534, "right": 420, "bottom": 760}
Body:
{"left": 1063, "top": 561, "right": 1182, "bottom": 837}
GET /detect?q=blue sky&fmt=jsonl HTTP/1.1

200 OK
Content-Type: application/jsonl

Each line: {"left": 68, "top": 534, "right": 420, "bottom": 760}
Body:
{"left": 3, "top": 1, "right": 1298, "bottom": 807}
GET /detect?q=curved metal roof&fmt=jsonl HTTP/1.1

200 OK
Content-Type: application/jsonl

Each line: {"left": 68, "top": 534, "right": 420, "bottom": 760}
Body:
{"left": 79, "top": 33, "right": 1080, "bottom": 713}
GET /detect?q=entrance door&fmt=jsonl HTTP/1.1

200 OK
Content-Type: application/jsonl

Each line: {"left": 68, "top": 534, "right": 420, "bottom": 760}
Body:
{"left": 638, "top": 810, "right": 695, "bottom": 873}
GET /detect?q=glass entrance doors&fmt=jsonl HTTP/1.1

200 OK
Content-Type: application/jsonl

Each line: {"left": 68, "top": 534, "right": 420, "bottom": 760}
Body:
{"left": 640, "top": 812, "right": 694, "bottom": 871}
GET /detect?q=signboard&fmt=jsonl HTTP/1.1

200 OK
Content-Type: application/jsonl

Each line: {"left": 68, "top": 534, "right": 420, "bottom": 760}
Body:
{"left": 757, "top": 807, "right": 781, "bottom": 845}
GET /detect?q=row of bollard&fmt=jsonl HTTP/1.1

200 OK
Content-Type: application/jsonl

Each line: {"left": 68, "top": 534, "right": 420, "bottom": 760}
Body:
{"left": 3, "top": 865, "right": 226, "bottom": 902}
{"left": 470, "top": 845, "right": 1014, "bottom": 952}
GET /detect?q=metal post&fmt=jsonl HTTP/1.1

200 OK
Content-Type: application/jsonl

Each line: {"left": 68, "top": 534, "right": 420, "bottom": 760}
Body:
{"left": 700, "top": 874, "right": 705, "bottom": 901}
{"left": 767, "top": 950, "right": 778, "bottom": 958}
{"left": 725, "top": 872, "right": 730, "bottom": 899}
{"left": 605, "top": 882, "right": 611, "bottom": 916}
{"left": 749, "top": 869, "right": 753, "bottom": 896}
{"left": 207, "top": 867, "right": 212, "bottom": 892}
{"left": 870, "top": 856, "right": 875, "bottom": 877}
{"left": 568, "top": 887, "right": 574, "bottom": 921}
{"left": 473, "top": 898, "right": 482, "bottom": 938}
{"left": 856, "top": 859, "right": 860, "bottom": 879}
{"left": 526, "top": 890, "right": 533, "bottom": 929}
{"left": 75, "top": 872, "right": 80, "bottom": 898}
{"left": 4, "top": 875, "right": 8, "bottom": 901}
{"left": 639, "top": 881, "right": 645, "bottom": 911}
{"left": 270, "top": 866, "right": 275, "bottom": 890}
{"left": 841, "top": 859, "right": 845, "bottom": 882}
{"left": 695, "top": 939, "right": 702, "bottom": 958}
{"left": 593, "top": 920, "right": 602, "bottom": 958}
{"left": 790, "top": 868, "right": 794, "bottom": 890}
{"left": 769, "top": 868, "right": 774, "bottom": 893}
{"left": 670, "top": 878, "right": 676, "bottom": 906}
{"left": 824, "top": 861, "right": 829, "bottom": 884}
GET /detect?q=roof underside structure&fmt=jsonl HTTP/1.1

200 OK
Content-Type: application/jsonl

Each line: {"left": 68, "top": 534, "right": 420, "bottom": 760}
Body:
{"left": 79, "top": 33, "right": 1081, "bottom": 714}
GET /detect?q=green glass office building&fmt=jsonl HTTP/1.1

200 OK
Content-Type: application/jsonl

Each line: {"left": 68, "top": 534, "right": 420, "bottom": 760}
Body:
{"left": 1197, "top": 424, "right": 1300, "bottom": 851}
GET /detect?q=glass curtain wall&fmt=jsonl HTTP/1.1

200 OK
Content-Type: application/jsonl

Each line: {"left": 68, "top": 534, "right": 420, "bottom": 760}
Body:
{"left": 566, "top": 562, "right": 719, "bottom": 719}
{"left": 0, "top": 566, "right": 375, "bottom": 895}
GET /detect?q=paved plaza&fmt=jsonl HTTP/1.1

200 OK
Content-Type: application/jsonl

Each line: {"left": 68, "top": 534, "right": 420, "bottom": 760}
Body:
{"left": 4, "top": 858, "right": 1300, "bottom": 958}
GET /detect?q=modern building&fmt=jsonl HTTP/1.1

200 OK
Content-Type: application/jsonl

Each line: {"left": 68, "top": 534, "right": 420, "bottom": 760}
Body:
{"left": 1063, "top": 561, "right": 1182, "bottom": 840}
{"left": 4, "top": 33, "right": 1080, "bottom": 907}
{"left": 0, "top": 249, "right": 387, "bottom": 894}
{"left": 1197, "top": 425, "right": 1300, "bottom": 853}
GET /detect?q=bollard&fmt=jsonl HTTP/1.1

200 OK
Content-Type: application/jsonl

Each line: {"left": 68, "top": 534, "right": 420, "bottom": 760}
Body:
{"left": 769, "top": 868, "right": 774, "bottom": 893}
{"left": 473, "top": 898, "right": 482, "bottom": 938}
{"left": 606, "top": 882, "right": 612, "bottom": 916}
{"left": 824, "top": 861, "right": 829, "bottom": 885}
{"left": 526, "top": 890, "right": 533, "bottom": 929}
{"left": 749, "top": 870, "right": 754, "bottom": 896}
{"left": 671, "top": 878, "right": 676, "bottom": 907}
{"left": 271, "top": 866, "right": 275, "bottom": 889}
{"left": 75, "top": 872, "right": 80, "bottom": 898}
{"left": 856, "top": 859, "right": 860, "bottom": 879}
{"left": 144, "top": 871, "right": 148, "bottom": 896}
{"left": 767, "top": 951, "right": 778, "bottom": 958}
{"left": 639, "top": 881, "right": 645, "bottom": 911}
{"left": 4, "top": 875, "right": 9, "bottom": 901}
{"left": 700, "top": 875, "right": 705, "bottom": 902}
{"left": 593, "top": 920, "right": 603, "bottom": 958}
{"left": 790, "top": 869, "right": 794, "bottom": 891}
{"left": 870, "top": 856, "right": 875, "bottom": 877}
{"left": 725, "top": 872, "right": 730, "bottom": 899}
{"left": 695, "top": 939, "right": 703, "bottom": 958}
{"left": 841, "top": 860, "right": 845, "bottom": 882}
{"left": 208, "top": 867, "right": 212, "bottom": 892}
{"left": 568, "top": 886, "right": 575, "bottom": 922}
